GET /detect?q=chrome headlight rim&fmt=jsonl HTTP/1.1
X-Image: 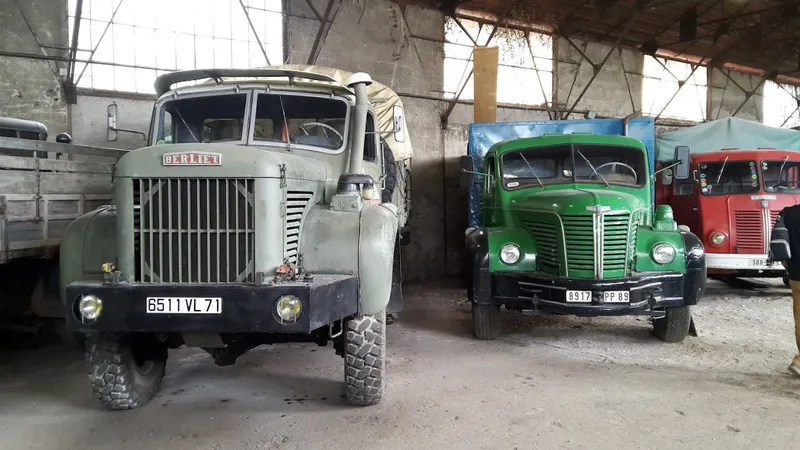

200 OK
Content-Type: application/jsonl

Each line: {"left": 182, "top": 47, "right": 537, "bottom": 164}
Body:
{"left": 499, "top": 243, "right": 521, "bottom": 265}
{"left": 275, "top": 295, "right": 302, "bottom": 325}
{"left": 710, "top": 231, "right": 726, "bottom": 246}
{"left": 78, "top": 294, "right": 103, "bottom": 321}
{"left": 651, "top": 243, "right": 677, "bottom": 265}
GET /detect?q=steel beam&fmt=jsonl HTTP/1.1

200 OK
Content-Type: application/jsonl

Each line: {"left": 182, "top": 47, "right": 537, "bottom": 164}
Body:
{"left": 75, "top": 0, "right": 126, "bottom": 86}
{"left": 307, "top": 0, "right": 340, "bottom": 65}
{"left": 67, "top": 0, "right": 84, "bottom": 85}
{"left": 239, "top": 0, "right": 271, "bottom": 65}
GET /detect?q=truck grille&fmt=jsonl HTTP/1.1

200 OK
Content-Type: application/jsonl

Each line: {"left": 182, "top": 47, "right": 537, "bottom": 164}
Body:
{"left": 133, "top": 178, "right": 255, "bottom": 283}
{"left": 523, "top": 213, "right": 632, "bottom": 278}
{"left": 284, "top": 191, "right": 313, "bottom": 264}
{"left": 734, "top": 210, "right": 763, "bottom": 253}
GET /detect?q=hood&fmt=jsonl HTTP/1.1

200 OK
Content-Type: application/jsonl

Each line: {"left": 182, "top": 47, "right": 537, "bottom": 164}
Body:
{"left": 509, "top": 188, "right": 646, "bottom": 216}
{"left": 115, "top": 143, "right": 328, "bottom": 181}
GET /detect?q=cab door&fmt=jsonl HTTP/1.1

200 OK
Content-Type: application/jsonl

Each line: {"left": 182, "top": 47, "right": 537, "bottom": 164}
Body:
{"left": 482, "top": 155, "right": 499, "bottom": 226}
{"left": 671, "top": 161, "right": 700, "bottom": 232}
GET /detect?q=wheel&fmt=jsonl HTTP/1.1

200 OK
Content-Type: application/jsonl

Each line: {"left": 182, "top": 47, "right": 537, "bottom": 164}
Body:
{"left": 86, "top": 334, "right": 167, "bottom": 410}
{"left": 653, "top": 306, "right": 692, "bottom": 343}
{"left": 472, "top": 302, "right": 501, "bottom": 340}
{"left": 344, "top": 311, "right": 385, "bottom": 406}
{"left": 783, "top": 274, "right": 791, "bottom": 287}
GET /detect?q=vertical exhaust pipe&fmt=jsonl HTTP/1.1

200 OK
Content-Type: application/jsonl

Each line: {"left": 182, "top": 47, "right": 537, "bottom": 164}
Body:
{"left": 347, "top": 72, "right": 373, "bottom": 175}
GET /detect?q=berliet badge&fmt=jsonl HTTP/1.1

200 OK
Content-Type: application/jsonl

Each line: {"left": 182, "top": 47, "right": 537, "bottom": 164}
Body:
{"left": 586, "top": 205, "right": 611, "bottom": 214}
{"left": 162, "top": 151, "right": 222, "bottom": 166}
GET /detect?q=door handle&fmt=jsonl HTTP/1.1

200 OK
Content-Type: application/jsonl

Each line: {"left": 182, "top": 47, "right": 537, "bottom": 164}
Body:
{"left": 692, "top": 207, "right": 698, "bottom": 211}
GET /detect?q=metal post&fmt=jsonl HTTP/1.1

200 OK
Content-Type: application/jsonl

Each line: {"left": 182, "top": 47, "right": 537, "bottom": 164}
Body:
{"left": 239, "top": 0, "right": 271, "bottom": 65}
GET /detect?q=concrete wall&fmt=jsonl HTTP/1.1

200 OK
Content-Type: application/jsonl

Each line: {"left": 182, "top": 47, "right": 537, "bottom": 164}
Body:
{"left": 0, "top": 0, "right": 69, "bottom": 136}
{"left": 0, "top": 0, "right": 780, "bottom": 281}
{"left": 709, "top": 68, "right": 763, "bottom": 122}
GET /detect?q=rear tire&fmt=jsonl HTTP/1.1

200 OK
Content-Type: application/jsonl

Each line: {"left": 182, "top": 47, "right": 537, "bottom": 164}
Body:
{"left": 86, "top": 334, "right": 167, "bottom": 410}
{"left": 653, "top": 306, "right": 692, "bottom": 343}
{"left": 472, "top": 303, "right": 501, "bottom": 340}
{"left": 344, "top": 311, "right": 385, "bottom": 406}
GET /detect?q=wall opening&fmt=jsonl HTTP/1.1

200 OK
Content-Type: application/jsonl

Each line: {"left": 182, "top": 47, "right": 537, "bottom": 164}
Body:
{"left": 642, "top": 55, "right": 707, "bottom": 122}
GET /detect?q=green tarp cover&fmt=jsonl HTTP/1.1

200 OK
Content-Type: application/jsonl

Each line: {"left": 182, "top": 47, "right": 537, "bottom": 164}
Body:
{"left": 655, "top": 117, "right": 800, "bottom": 162}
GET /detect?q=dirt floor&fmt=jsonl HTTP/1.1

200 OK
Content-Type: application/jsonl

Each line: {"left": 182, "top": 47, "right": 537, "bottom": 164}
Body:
{"left": 2, "top": 278, "right": 800, "bottom": 450}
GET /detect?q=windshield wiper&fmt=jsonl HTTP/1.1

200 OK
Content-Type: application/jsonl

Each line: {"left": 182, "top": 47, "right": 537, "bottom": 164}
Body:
{"left": 715, "top": 155, "right": 728, "bottom": 184}
{"left": 173, "top": 109, "right": 199, "bottom": 143}
{"left": 772, "top": 155, "right": 790, "bottom": 190}
{"left": 576, "top": 149, "right": 609, "bottom": 187}
{"left": 517, "top": 152, "right": 544, "bottom": 189}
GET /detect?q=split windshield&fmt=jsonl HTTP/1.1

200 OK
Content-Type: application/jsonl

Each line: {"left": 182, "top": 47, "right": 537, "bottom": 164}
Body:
{"left": 697, "top": 160, "right": 759, "bottom": 195}
{"left": 153, "top": 91, "right": 349, "bottom": 151}
{"left": 500, "top": 144, "right": 645, "bottom": 189}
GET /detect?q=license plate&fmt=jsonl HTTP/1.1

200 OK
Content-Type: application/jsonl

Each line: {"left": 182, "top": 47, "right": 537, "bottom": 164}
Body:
{"left": 566, "top": 290, "right": 592, "bottom": 303}
{"left": 565, "top": 291, "right": 629, "bottom": 303}
{"left": 146, "top": 297, "right": 222, "bottom": 314}
{"left": 749, "top": 258, "right": 769, "bottom": 267}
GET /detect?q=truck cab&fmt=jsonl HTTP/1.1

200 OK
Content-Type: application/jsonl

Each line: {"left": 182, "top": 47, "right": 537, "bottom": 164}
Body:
{"left": 462, "top": 133, "right": 706, "bottom": 342}
{"left": 60, "top": 66, "right": 412, "bottom": 409}
{"left": 658, "top": 149, "right": 800, "bottom": 281}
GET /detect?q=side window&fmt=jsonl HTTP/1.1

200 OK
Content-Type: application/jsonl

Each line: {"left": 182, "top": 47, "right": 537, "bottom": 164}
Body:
{"left": 485, "top": 156, "right": 496, "bottom": 194}
{"left": 363, "top": 113, "right": 377, "bottom": 162}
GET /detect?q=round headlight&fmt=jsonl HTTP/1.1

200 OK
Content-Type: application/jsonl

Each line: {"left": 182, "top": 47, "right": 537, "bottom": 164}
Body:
{"left": 651, "top": 243, "right": 676, "bottom": 265}
{"left": 499, "top": 244, "right": 521, "bottom": 265}
{"left": 275, "top": 295, "right": 302, "bottom": 324}
{"left": 711, "top": 232, "right": 726, "bottom": 246}
{"left": 78, "top": 295, "right": 103, "bottom": 320}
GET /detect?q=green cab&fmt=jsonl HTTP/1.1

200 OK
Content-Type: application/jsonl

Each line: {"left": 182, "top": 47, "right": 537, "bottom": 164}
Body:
{"left": 462, "top": 133, "right": 706, "bottom": 342}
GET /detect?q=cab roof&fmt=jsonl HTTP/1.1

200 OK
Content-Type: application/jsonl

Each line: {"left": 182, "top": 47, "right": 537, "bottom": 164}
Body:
{"left": 486, "top": 133, "right": 647, "bottom": 157}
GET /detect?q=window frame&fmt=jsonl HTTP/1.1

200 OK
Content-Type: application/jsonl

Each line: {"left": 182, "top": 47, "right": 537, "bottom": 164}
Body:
{"left": 697, "top": 160, "right": 760, "bottom": 196}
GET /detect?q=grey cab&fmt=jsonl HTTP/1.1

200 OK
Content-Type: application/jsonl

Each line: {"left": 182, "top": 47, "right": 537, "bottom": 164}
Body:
{"left": 60, "top": 65, "right": 413, "bottom": 409}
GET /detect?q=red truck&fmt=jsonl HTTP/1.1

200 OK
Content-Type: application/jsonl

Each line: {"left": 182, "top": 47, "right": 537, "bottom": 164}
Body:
{"left": 657, "top": 148, "right": 800, "bottom": 284}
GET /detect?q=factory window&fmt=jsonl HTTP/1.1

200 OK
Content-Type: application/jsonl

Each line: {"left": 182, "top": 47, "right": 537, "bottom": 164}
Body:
{"left": 642, "top": 56, "right": 707, "bottom": 122}
{"left": 67, "top": 0, "right": 283, "bottom": 94}
{"left": 443, "top": 17, "right": 553, "bottom": 106}
{"left": 764, "top": 81, "right": 800, "bottom": 128}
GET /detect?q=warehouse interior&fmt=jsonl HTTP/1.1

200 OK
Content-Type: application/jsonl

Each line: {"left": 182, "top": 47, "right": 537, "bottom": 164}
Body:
{"left": 2, "top": 0, "right": 800, "bottom": 448}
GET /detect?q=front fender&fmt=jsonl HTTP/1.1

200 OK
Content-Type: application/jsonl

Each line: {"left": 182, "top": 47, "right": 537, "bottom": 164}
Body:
{"left": 680, "top": 230, "right": 706, "bottom": 305}
{"left": 59, "top": 206, "right": 118, "bottom": 305}
{"left": 299, "top": 203, "right": 398, "bottom": 315}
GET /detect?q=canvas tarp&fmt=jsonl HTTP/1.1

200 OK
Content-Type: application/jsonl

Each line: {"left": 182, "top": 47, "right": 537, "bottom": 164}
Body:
{"left": 273, "top": 64, "right": 413, "bottom": 161}
{"left": 655, "top": 116, "right": 800, "bottom": 162}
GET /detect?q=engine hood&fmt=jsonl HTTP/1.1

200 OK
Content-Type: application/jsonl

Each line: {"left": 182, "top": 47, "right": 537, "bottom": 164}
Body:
{"left": 114, "top": 143, "right": 328, "bottom": 181}
{"left": 509, "top": 188, "right": 646, "bottom": 216}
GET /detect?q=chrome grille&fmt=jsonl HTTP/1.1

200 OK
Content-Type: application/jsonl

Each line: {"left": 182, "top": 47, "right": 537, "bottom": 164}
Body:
{"left": 734, "top": 210, "right": 763, "bottom": 253}
{"left": 284, "top": 191, "right": 313, "bottom": 264}
{"left": 133, "top": 178, "right": 255, "bottom": 283}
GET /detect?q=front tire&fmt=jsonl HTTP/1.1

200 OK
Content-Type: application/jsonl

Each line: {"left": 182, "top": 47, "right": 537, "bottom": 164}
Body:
{"left": 344, "top": 311, "right": 385, "bottom": 406}
{"left": 653, "top": 306, "right": 692, "bottom": 343}
{"left": 86, "top": 334, "right": 167, "bottom": 410}
{"left": 472, "top": 303, "right": 501, "bottom": 340}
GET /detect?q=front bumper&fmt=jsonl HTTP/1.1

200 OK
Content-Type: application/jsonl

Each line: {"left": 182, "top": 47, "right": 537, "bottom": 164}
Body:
{"left": 64, "top": 275, "right": 358, "bottom": 334}
{"left": 705, "top": 253, "right": 784, "bottom": 272}
{"left": 489, "top": 270, "right": 703, "bottom": 317}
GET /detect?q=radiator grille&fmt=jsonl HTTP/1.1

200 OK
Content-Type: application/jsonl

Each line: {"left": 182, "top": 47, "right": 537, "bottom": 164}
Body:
{"left": 284, "top": 191, "right": 313, "bottom": 264}
{"left": 522, "top": 217, "right": 561, "bottom": 276}
{"left": 734, "top": 210, "right": 763, "bottom": 253}
{"left": 133, "top": 178, "right": 255, "bottom": 283}
{"left": 562, "top": 215, "right": 594, "bottom": 272}
{"left": 602, "top": 214, "right": 630, "bottom": 276}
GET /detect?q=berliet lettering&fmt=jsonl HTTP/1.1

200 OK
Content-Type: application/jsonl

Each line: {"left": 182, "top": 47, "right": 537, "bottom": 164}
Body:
{"left": 162, "top": 151, "right": 222, "bottom": 166}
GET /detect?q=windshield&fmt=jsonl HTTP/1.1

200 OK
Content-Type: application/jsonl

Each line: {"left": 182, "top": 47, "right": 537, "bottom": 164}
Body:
{"left": 253, "top": 93, "right": 348, "bottom": 151}
{"left": 762, "top": 159, "right": 800, "bottom": 193}
{"left": 155, "top": 93, "right": 247, "bottom": 144}
{"left": 698, "top": 160, "right": 759, "bottom": 195}
{"left": 500, "top": 144, "right": 645, "bottom": 189}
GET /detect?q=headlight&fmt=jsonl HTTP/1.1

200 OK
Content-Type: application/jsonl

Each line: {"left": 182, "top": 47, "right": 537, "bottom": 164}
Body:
{"left": 275, "top": 295, "right": 302, "bottom": 324}
{"left": 78, "top": 295, "right": 103, "bottom": 320}
{"left": 710, "top": 232, "right": 726, "bottom": 246}
{"left": 651, "top": 243, "right": 676, "bottom": 265}
{"left": 499, "top": 244, "right": 521, "bottom": 265}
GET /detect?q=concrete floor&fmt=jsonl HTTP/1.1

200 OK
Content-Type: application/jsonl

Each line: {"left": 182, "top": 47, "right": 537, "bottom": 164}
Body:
{"left": 2, "top": 278, "right": 800, "bottom": 450}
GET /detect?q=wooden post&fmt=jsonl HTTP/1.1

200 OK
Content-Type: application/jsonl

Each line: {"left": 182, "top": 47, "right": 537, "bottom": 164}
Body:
{"left": 473, "top": 46, "right": 499, "bottom": 123}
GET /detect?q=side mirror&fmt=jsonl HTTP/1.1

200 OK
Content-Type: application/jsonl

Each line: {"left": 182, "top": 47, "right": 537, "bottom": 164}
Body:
{"left": 460, "top": 155, "right": 474, "bottom": 188}
{"left": 56, "top": 132, "right": 72, "bottom": 144}
{"left": 674, "top": 145, "right": 691, "bottom": 180}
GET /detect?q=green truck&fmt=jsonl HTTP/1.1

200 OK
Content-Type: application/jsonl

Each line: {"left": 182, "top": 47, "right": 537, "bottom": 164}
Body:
{"left": 461, "top": 132, "right": 706, "bottom": 342}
